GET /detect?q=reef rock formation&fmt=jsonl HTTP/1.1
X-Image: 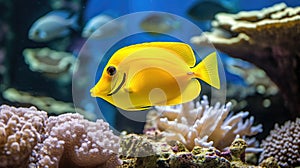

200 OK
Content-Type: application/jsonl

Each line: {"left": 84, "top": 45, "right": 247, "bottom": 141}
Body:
{"left": 120, "top": 134, "right": 276, "bottom": 168}
{"left": 191, "top": 3, "right": 300, "bottom": 117}
{"left": 145, "top": 96, "right": 262, "bottom": 151}
{"left": 0, "top": 105, "right": 121, "bottom": 168}
{"left": 259, "top": 118, "right": 300, "bottom": 167}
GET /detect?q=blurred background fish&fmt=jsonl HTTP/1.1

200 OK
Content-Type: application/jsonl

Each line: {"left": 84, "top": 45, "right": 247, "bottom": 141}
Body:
{"left": 28, "top": 10, "right": 79, "bottom": 42}
{"left": 82, "top": 14, "right": 123, "bottom": 39}
{"left": 188, "top": 0, "right": 238, "bottom": 21}
{"left": 140, "top": 13, "right": 180, "bottom": 34}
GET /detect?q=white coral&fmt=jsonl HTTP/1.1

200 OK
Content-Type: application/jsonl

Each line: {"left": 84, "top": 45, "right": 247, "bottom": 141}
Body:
{"left": 154, "top": 96, "right": 262, "bottom": 151}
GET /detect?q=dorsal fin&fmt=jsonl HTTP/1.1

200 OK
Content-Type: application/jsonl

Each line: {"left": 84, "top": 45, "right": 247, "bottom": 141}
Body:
{"left": 110, "top": 42, "right": 196, "bottom": 66}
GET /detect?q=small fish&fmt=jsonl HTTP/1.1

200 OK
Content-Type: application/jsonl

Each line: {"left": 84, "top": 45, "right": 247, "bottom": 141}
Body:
{"left": 82, "top": 14, "right": 122, "bottom": 39}
{"left": 140, "top": 14, "right": 180, "bottom": 34}
{"left": 28, "top": 10, "right": 78, "bottom": 42}
{"left": 90, "top": 42, "right": 220, "bottom": 111}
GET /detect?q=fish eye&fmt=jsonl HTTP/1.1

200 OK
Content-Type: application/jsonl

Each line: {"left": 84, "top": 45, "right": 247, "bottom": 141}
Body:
{"left": 106, "top": 66, "right": 117, "bottom": 76}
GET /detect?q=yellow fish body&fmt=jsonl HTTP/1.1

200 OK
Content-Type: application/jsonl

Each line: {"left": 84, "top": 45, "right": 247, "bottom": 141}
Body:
{"left": 90, "top": 42, "right": 220, "bottom": 111}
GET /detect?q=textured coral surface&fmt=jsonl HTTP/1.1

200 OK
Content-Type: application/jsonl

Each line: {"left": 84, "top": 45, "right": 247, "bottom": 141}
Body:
{"left": 191, "top": 3, "right": 300, "bottom": 117}
{"left": 0, "top": 105, "right": 47, "bottom": 168}
{"left": 0, "top": 105, "right": 121, "bottom": 168}
{"left": 260, "top": 118, "right": 300, "bottom": 168}
{"left": 120, "top": 133, "right": 278, "bottom": 168}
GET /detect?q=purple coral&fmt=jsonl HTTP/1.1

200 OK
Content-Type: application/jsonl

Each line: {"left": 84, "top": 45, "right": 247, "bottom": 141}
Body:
{"left": 260, "top": 118, "right": 300, "bottom": 167}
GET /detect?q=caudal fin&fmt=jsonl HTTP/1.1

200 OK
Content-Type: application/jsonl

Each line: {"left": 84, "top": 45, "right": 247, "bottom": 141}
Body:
{"left": 192, "top": 52, "right": 220, "bottom": 89}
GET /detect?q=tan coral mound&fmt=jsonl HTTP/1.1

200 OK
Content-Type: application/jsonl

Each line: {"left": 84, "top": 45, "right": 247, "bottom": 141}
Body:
{"left": 145, "top": 96, "right": 262, "bottom": 151}
{"left": 191, "top": 3, "right": 300, "bottom": 117}
{"left": 0, "top": 105, "right": 47, "bottom": 167}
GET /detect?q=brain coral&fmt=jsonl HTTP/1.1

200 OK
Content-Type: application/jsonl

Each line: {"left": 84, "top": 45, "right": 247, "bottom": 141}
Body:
{"left": 260, "top": 118, "right": 300, "bottom": 168}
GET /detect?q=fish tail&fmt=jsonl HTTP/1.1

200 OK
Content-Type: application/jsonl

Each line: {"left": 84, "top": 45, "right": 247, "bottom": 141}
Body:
{"left": 192, "top": 52, "right": 220, "bottom": 89}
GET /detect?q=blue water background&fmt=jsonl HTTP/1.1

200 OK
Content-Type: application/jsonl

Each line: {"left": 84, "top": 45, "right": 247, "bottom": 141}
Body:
{"left": 83, "top": 0, "right": 300, "bottom": 127}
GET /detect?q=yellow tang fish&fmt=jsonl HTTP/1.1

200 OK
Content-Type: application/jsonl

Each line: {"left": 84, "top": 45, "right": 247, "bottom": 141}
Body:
{"left": 90, "top": 42, "right": 220, "bottom": 111}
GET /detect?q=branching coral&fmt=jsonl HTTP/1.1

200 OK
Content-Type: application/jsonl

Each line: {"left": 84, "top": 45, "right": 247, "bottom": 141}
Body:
{"left": 29, "top": 113, "right": 122, "bottom": 168}
{"left": 0, "top": 105, "right": 47, "bottom": 168}
{"left": 145, "top": 96, "right": 262, "bottom": 151}
{"left": 259, "top": 118, "right": 300, "bottom": 168}
{"left": 191, "top": 3, "right": 300, "bottom": 117}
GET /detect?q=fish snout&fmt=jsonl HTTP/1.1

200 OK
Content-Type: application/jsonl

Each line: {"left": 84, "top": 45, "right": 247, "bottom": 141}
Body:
{"left": 90, "top": 87, "right": 100, "bottom": 97}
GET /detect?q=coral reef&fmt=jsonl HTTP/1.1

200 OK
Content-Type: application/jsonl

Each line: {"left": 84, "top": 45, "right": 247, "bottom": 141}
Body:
{"left": 2, "top": 88, "right": 96, "bottom": 120}
{"left": 0, "top": 105, "right": 47, "bottom": 167}
{"left": 259, "top": 157, "right": 280, "bottom": 168}
{"left": 145, "top": 95, "right": 262, "bottom": 151}
{"left": 29, "top": 113, "right": 122, "bottom": 168}
{"left": 259, "top": 118, "right": 300, "bottom": 168}
{"left": 120, "top": 133, "right": 273, "bottom": 168}
{"left": 191, "top": 3, "right": 300, "bottom": 117}
{"left": 0, "top": 105, "right": 121, "bottom": 168}
{"left": 23, "top": 48, "right": 77, "bottom": 84}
